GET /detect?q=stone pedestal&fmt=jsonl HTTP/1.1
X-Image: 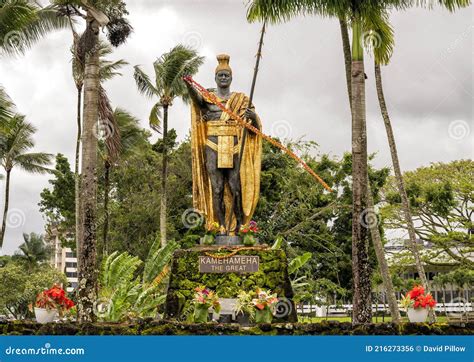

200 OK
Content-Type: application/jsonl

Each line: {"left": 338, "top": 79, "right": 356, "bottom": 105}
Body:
{"left": 200, "top": 235, "right": 242, "bottom": 246}
{"left": 164, "top": 246, "right": 297, "bottom": 323}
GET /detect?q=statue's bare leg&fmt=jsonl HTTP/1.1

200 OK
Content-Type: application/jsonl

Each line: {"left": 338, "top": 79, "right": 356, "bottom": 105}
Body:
{"left": 205, "top": 145, "right": 226, "bottom": 232}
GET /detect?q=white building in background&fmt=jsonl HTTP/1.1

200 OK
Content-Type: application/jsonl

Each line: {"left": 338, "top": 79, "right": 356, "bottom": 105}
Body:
{"left": 384, "top": 238, "right": 473, "bottom": 305}
{"left": 47, "top": 229, "right": 78, "bottom": 293}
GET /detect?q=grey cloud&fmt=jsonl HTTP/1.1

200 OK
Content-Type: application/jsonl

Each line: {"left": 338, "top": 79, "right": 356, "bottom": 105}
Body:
{"left": 0, "top": 1, "right": 471, "bottom": 253}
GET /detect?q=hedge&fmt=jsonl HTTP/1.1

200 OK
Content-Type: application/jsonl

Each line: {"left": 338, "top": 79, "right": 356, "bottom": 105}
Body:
{"left": 1, "top": 320, "right": 473, "bottom": 335}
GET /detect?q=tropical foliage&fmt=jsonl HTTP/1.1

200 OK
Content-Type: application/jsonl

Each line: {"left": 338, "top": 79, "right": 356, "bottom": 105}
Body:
{"left": 134, "top": 44, "right": 204, "bottom": 245}
{"left": 96, "top": 238, "right": 178, "bottom": 321}
{"left": 0, "top": 115, "right": 52, "bottom": 247}
{"left": 0, "top": 0, "right": 68, "bottom": 56}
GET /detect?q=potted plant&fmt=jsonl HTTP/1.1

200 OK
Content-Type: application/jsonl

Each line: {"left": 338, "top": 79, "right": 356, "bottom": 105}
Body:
{"left": 239, "top": 220, "right": 259, "bottom": 246}
{"left": 251, "top": 288, "right": 279, "bottom": 323}
{"left": 400, "top": 285, "right": 436, "bottom": 323}
{"left": 193, "top": 286, "right": 221, "bottom": 323}
{"left": 235, "top": 290, "right": 256, "bottom": 325}
{"left": 202, "top": 222, "right": 220, "bottom": 245}
{"left": 33, "top": 285, "right": 75, "bottom": 324}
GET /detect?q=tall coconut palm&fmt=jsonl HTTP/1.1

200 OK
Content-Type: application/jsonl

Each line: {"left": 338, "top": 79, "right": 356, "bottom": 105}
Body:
{"left": 0, "top": 115, "right": 52, "bottom": 247}
{"left": 247, "top": 0, "right": 399, "bottom": 325}
{"left": 55, "top": 0, "right": 132, "bottom": 323}
{"left": 69, "top": 37, "right": 127, "bottom": 255}
{"left": 99, "top": 108, "right": 145, "bottom": 255}
{"left": 333, "top": 15, "right": 401, "bottom": 323}
{"left": 248, "top": 0, "right": 470, "bottom": 324}
{"left": 0, "top": 0, "right": 68, "bottom": 56}
{"left": 134, "top": 45, "right": 204, "bottom": 246}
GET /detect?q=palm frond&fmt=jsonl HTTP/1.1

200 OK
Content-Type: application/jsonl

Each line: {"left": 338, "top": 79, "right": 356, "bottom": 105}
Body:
{"left": 100, "top": 58, "right": 128, "bottom": 81}
{"left": 112, "top": 107, "right": 146, "bottom": 159}
{"left": 405, "top": 0, "right": 472, "bottom": 12}
{"left": 0, "top": 86, "right": 15, "bottom": 122}
{"left": 98, "top": 85, "right": 121, "bottom": 161}
{"left": 1, "top": 114, "right": 52, "bottom": 174}
{"left": 148, "top": 102, "right": 162, "bottom": 133}
{"left": 1, "top": 2, "right": 69, "bottom": 56}
{"left": 361, "top": 8, "right": 394, "bottom": 65}
{"left": 14, "top": 152, "right": 53, "bottom": 173}
{"left": 133, "top": 65, "right": 159, "bottom": 99}
{"left": 13, "top": 232, "right": 52, "bottom": 264}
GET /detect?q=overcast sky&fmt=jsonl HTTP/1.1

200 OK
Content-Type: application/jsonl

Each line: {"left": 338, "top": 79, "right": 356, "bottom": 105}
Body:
{"left": 0, "top": 1, "right": 472, "bottom": 254}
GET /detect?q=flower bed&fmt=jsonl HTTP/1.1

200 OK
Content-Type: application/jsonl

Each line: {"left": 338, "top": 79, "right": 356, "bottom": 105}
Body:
{"left": 164, "top": 247, "right": 297, "bottom": 322}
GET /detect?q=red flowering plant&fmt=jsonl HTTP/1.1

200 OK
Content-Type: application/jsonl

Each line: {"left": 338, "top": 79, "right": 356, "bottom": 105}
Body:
{"left": 400, "top": 285, "right": 436, "bottom": 310}
{"left": 239, "top": 220, "right": 259, "bottom": 246}
{"left": 193, "top": 286, "right": 221, "bottom": 313}
{"left": 239, "top": 220, "right": 259, "bottom": 236}
{"left": 34, "top": 285, "right": 75, "bottom": 315}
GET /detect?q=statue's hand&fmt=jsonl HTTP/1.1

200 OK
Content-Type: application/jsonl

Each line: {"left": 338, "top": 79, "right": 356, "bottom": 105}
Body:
{"left": 244, "top": 108, "right": 257, "bottom": 122}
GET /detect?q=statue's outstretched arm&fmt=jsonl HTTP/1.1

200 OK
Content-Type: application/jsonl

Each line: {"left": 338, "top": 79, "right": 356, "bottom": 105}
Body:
{"left": 185, "top": 81, "right": 204, "bottom": 106}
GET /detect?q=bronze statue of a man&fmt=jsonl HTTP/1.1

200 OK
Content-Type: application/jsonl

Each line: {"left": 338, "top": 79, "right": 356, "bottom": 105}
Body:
{"left": 187, "top": 54, "right": 262, "bottom": 235}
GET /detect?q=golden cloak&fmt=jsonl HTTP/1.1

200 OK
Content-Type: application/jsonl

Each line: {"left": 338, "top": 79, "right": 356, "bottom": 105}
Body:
{"left": 190, "top": 91, "right": 262, "bottom": 232}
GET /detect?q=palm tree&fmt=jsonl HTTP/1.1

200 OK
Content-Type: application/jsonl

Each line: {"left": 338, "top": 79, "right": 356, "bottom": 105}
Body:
{"left": 0, "top": 115, "right": 52, "bottom": 247}
{"left": 0, "top": 0, "right": 68, "bottom": 56}
{"left": 13, "top": 232, "right": 52, "bottom": 267}
{"left": 99, "top": 108, "right": 145, "bottom": 255}
{"left": 55, "top": 0, "right": 132, "bottom": 323}
{"left": 248, "top": 0, "right": 471, "bottom": 324}
{"left": 134, "top": 44, "right": 204, "bottom": 246}
{"left": 247, "top": 0, "right": 400, "bottom": 325}
{"left": 69, "top": 36, "right": 128, "bottom": 256}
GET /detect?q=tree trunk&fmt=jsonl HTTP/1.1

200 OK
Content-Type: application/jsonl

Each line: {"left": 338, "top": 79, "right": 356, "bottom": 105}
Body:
{"left": 339, "top": 17, "right": 352, "bottom": 110}
{"left": 338, "top": 17, "right": 400, "bottom": 325}
{"left": 0, "top": 169, "right": 11, "bottom": 248}
{"left": 367, "top": 184, "right": 401, "bottom": 324}
{"left": 160, "top": 105, "right": 169, "bottom": 246}
{"left": 77, "top": 16, "right": 100, "bottom": 323}
{"left": 351, "top": 18, "right": 372, "bottom": 325}
{"left": 75, "top": 86, "right": 82, "bottom": 266}
{"left": 102, "top": 160, "right": 110, "bottom": 255}
{"left": 374, "top": 61, "right": 435, "bottom": 322}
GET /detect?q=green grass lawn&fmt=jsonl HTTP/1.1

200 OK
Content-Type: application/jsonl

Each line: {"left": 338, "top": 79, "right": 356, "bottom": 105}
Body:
{"left": 298, "top": 316, "right": 450, "bottom": 324}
